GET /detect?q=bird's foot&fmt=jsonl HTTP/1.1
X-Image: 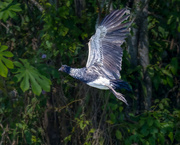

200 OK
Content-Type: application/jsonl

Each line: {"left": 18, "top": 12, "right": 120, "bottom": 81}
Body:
{"left": 114, "top": 92, "right": 128, "bottom": 106}
{"left": 107, "top": 85, "right": 128, "bottom": 105}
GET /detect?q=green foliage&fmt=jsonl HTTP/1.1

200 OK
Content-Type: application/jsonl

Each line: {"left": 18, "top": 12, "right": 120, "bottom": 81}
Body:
{"left": 14, "top": 59, "right": 51, "bottom": 95}
{"left": 75, "top": 114, "right": 90, "bottom": 130}
{"left": 115, "top": 130, "right": 122, "bottom": 140}
{"left": 0, "top": 43, "right": 14, "bottom": 77}
{"left": 126, "top": 98, "right": 180, "bottom": 145}
{"left": 64, "top": 135, "right": 72, "bottom": 144}
{"left": 0, "top": 0, "right": 22, "bottom": 22}
{"left": 103, "top": 98, "right": 180, "bottom": 145}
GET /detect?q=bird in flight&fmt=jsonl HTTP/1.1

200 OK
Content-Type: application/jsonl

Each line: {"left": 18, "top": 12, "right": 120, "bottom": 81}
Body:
{"left": 59, "top": 8, "right": 132, "bottom": 105}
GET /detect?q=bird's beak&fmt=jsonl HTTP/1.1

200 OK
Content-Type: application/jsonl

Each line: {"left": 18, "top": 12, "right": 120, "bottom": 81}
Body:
{"left": 58, "top": 67, "right": 62, "bottom": 71}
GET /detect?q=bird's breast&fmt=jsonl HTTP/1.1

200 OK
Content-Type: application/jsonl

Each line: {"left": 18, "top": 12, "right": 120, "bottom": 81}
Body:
{"left": 87, "top": 77, "right": 110, "bottom": 90}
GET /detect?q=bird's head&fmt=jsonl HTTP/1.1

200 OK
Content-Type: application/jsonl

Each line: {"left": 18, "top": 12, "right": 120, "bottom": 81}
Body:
{"left": 58, "top": 65, "right": 70, "bottom": 74}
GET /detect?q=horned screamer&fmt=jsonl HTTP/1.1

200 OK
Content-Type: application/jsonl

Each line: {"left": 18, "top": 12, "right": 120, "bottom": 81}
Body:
{"left": 59, "top": 9, "right": 132, "bottom": 105}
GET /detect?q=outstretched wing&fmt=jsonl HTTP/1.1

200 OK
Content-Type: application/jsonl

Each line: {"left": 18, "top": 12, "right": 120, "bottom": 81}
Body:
{"left": 86, "top": 9, "right": 131, "bottom": 78}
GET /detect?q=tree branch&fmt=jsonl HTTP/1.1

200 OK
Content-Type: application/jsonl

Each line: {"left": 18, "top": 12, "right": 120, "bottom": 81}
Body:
{"left": 0, "top": 21, "right": 9, "bottom": 32}
{"left": 29, "top": 0, "right": 44, "bottom": 12}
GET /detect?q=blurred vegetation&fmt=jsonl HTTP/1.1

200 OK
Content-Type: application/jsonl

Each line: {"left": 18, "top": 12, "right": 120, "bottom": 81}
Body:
{"left": 0, "top": 0, "right": 179, "bottom": 145}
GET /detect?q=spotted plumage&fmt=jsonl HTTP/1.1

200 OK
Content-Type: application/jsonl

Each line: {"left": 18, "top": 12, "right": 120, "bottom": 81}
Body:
{"left": 59, "top": 8, "right": 132, "bottom": 105}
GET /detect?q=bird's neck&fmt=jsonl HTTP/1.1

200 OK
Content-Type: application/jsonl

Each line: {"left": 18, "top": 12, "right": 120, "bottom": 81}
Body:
{"left": 68, "top": 67, "right": 86, "bottom": 81}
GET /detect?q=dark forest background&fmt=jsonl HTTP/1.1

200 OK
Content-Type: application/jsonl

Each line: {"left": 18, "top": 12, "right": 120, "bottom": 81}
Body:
{"left": 0, "top": 0, "right": 180, "bottom": 144}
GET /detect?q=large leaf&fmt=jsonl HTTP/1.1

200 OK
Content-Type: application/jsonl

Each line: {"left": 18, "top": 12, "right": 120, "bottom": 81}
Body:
{"left": 14, "top": 59, "right": 51, "bottom": 95}
{"left": 0, "top": 0, "right": 22, "bottom": 22}
{"left": 0, "top": 43, "right": 14, "bottom": 77}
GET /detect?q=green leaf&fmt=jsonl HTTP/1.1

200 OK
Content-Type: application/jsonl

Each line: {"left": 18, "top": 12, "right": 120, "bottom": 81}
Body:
{"left": 149, "top": 137, "right": 155, "bottom": 145}
{"left": 141, "top": 82, "right": 147, "bottom": 97}
{"left": 150, "top": 127, "right": 158, "bottom": 135}
{"left": 16, "top": 123, "right": 23, "bottom": 129}
{"left": 14, "top": 72, "right": 25, "bottom": 82}
{"left": 170, "top": 57, "right": 178, "bottom": 75}
{"left": 139, "top": 119, "right": 145, "bottom": 127}
{"left": 9, "top": 4, "right": 22, "bottom": 12}
{"left": 0, "top": 60, "right": 8, "bottom": 77}
{"left": 109, "top": 103, "right": 118, "bottom": 110}
{"left": 158, "top": 26, "right": 168, "bottom": 38}
{"left": 29, "top": 71, "right": 42, "bottom": 95}
{"left": 14, "top": 61, "right": 23, "bottom": 68}
{"left": 158, "top": 133, "right": 165, "bottom": 144}
{"left": 3, "top": 10, "right": 8, "bottom": 21}
{"left": 110, "top": 113, "right": 116, "bottom": 123}
{"left": 140, "top": 126, "right": 149, "bottom": 136}
{"left": 147, "top": 118, "right": 153, "bottom": 127}
{"left": 14, "top": 59, "right": 51, "bottom": 95}
{"left": 154, "top": 99, "right": 159, "bottom": 103}
{"left": 0, "top": 44, "right": 14, "bottom": 77}
{"left": 151, "top": 29, "right": 158, "bottom": 37}
{"left": 153, "top": 74, "right": 161, "bottom": 90}
{"left": 8, "top": 11, "right": 16, "bottom": 18}
{"left": 119, "top": 106, "right": 123, "bottom": 112}
{"left": 34, "top": 75, "right": 51, "bottom": 92}
{"left": 0, "top": 1, "right": 21, "bottom": 21}
{"left": 159, "top": 103, "right": 164, "bottom": 109}
{"left": 0, "top": 11, "right": 4, "bottom": 19}
{"left": 25, "top": 130, "right": 32, "bottom": 145}
{"left": 1, "top": 51, "right": 14, "bottom": 57}
{"left": 148, "top": 67, "right": 154, "bottom": 78}
{"left": 178, "top": 23, "right": 180, "bottom": 32}
{"left": 167, "top": 15, "right": 173, "bottom": 25}
{"left": 1, "top": 57, "right": 14, "bottom": 69}
{"left": 168, "top": 132, "right": 173, "bottom": 143}
{"left": 20, "top": 72, "right": 29, "bottom": 92}
{"left": 162, "top": 69, "right": 172, "bottom": 78}
{"left": 66, "top": 1, "right": 70, "bottom": 7}
{"left": 64, "top": 135, "right": 71, "bottom": 143}
{"left": 0, "top": 45, "right": 8, "bottom": 52}
{"left": 116, "top": 130, "right": 122, "bottom": 140}
{"left": 129, "top": 134, "right": 139, "bottom": 142}
{"left": 154, "top": 120, "right": 161, "bottom": 128}
{"left": 162, "top": 78, "right": 167, "bottom": 85}
{"left": 166, "top": 77, "right": 173, "bottom": 88}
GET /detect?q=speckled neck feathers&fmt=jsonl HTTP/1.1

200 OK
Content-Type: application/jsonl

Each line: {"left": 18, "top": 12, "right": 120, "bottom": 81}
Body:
{"left": 68, "top": 67, "right": 98, "bottom": 83}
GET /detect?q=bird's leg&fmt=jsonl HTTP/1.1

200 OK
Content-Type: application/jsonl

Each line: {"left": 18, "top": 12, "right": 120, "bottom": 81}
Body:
{"left": 107, "top": 85, "right": 128, "bottom": 105}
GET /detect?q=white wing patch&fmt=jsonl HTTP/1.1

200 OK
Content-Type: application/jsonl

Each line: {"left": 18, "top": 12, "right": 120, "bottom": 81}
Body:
{"left": 87, "top": 76, "right": 110, "bottom": 90}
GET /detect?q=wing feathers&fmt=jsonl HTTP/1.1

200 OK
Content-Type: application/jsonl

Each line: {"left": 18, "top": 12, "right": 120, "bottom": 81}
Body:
{"left": 107, "top": 22, "right": 131, "bottom": 33}
{"left": 102, "top": 42, "right": 123, "bottom": 76}
{"left": 100, "top": 10, "right": 120, "bottom": 25}
{"left": 86, "top": 8, "right": 131, "bottom": 78}
{"left": 101, "top": 9, "right": 127, "bottom": 26}
{"left": 106, "top": 14, "right": 130, "bottom": 29}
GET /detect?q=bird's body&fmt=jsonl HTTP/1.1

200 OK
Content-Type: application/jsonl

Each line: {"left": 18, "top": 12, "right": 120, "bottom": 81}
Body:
{"left": 59, "top": 9, "right": 132, "bottom": 105}
{"left": 87, "top": 76, "right": 110, "bottom": 90}
{"left": 67, "top": 66, "right": 111, "bottom": 90}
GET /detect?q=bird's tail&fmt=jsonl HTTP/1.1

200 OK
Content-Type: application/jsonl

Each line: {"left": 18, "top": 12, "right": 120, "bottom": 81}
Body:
{"left": 110, "top": 79, "right": 132, "bottom": 91}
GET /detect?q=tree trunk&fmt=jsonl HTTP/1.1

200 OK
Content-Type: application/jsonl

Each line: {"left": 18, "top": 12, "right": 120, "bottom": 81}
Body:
{"left": 74, "top": 0, "right": 86, "bottom": 17}
{"left": 128, "top": 0, "right": 152, "bottom": 110}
